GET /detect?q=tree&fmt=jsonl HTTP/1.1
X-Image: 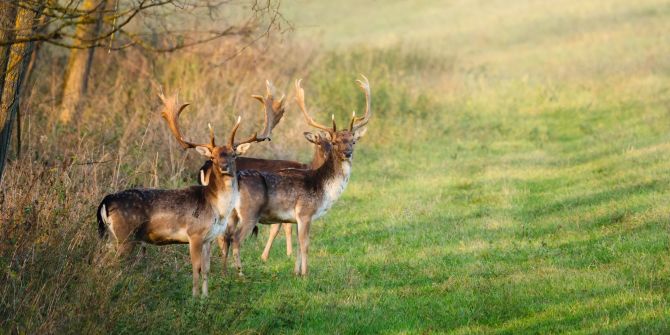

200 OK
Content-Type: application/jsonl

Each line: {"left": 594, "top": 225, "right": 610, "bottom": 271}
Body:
{"left": 0, "top": 1, "right": 41, "bottom": 182}
{"left": 0, "top": 0, "right": 17, "bottom": 129}
{"left": 59, "top": 0, "right": 109, "bottom": 123}
{"left": 0, "top": 0, "right": 286, "bottom": 183}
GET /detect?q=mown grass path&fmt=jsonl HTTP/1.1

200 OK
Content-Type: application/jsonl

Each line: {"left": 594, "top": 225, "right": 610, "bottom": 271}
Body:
{"left": 110, "top": 1, "right": 670, "bottom": 332}
{"left": 4, "top": 0, "right": 669, "bottom": 333}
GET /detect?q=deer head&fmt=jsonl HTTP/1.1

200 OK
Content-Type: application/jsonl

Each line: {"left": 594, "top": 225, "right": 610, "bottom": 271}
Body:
{"left": 295, "top": 75, "right": 370, "bottom": 161}
{"left": 303, "top": 131, "right": 332, "bottom": 166}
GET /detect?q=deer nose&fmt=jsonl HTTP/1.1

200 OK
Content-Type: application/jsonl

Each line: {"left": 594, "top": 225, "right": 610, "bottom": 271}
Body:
{"left": 344, "top": 152, "right": 352, "bottom": 158}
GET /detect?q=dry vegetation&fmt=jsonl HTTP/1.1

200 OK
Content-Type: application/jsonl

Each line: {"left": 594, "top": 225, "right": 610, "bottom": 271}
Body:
{"left": 0, "top": 36, "right": 309, "bottom": 331}
{"left": 2, "top": 0, "right": 670, "bottom": 333}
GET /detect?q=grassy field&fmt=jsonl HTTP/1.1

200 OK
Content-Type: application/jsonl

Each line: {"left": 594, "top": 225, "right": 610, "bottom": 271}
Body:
{"left": 3, "top": 0, "right": 670, "bottom": 333}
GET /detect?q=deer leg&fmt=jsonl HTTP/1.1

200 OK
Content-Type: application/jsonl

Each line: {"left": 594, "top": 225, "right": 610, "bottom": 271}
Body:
{"left": 217, "top": 234, "right": 231, "bottom": 275}
{"left": 201, "top": 241, "right": 211, "bottom": 297}
{"left": 218, "top": 214, "right": 238, "bottom": 275}
{"left": 116, "top": 241, "right": 137, "bottom": 260}
{"left": 189, "top": 237, "right": 203, "bottom": 298}
{"left": 283, "top": 223, "right": 293, "bottom": 256}
{"left": 261, "top": 223, "right": 282, "bottom": 262}
{"left": 297, "top": 216, "right": 311, "bottom": 276}
{"left": 111, "top": 220, "right": 136, "bottom": 260}
{"left": 233, "top": 217, "right": 258, "bottom": 277}
{"left": 294, "top": 222, "right": 301, "bottom": 275}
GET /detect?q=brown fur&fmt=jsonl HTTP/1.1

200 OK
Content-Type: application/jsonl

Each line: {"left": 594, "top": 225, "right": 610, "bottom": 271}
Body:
{"left": 198, "top": 132, "right": 330, "bottom": 263}
{"left": 97, "top": 84, "right": 283, "bottom": 297}
{"left": 220, "top": 129, "right": 364, "bottom": 276}
{"left": 218, "top": 76, "right": 371, "bottom": 276}
{"left": 98, "top": 145, "right": 243, "bottom": 297}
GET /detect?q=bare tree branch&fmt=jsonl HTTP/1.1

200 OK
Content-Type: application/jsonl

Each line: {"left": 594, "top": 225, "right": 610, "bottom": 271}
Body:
{"left": 0, "top": 0, "right": 286, "bottom": 54}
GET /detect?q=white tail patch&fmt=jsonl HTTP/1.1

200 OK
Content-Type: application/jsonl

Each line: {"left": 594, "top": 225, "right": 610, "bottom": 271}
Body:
{"left": 100, "top": 204, "right": 117, "bottom": 241}
{"left": 100, "top": 204, "right": 109, "bottom": 224}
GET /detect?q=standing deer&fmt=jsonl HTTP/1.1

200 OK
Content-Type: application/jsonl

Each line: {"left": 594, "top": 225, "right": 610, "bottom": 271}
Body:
{"left": 219, "top": 75, "right": 371, "bottom": 276}
{"left": 96, "top": 83, "right": 284, "bottom": 297}
{"left": 198, "top": 130, "right": 331, "bottom": 262}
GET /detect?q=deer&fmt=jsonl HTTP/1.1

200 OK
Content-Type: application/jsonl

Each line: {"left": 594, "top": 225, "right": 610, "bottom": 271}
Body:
{"left": 219, "top": 75, "right": 371, "bottom": 276}
{"left": 198, "top": 131, "right": 331, "bottom": 262}
{"left": 96, "top": 82, "right": 285, "bottom": 297}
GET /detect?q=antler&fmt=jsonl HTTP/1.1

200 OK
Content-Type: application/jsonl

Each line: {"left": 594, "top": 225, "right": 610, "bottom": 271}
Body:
{"left": 350, "top": 74, "right": 371, "bottom": 131}
{"left": 158, "top": 91, "right": 215, "bottom": 149}
{"left": 227, "top": 116, "right": 242, "bottom": 148}
{"left": 247, "top": 80, "right": 286, "bottom": 141}
{"left": 295, "top": 79, "right": 334, "bottom": 134}
{"left": 233, "top": 80, "right": 286, "bottom": 147}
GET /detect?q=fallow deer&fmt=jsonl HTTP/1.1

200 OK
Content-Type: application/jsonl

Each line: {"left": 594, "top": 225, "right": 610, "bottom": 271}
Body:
{"left": 96, "top": 83, "right": 285, "bottom": 297}
{"left": 219, "top": 75, "right": 371, "bottom": 276}
{"left": 198, "top": 131, "right": 331, "bottom": 261}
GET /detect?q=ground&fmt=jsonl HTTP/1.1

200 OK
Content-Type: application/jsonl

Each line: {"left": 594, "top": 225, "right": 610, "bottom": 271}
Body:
{"left": 3, "top": 0, "right": 670, "bottom": 333}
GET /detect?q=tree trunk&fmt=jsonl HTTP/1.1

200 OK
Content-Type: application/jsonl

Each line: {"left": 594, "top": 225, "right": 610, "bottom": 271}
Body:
{"left": 0, "top": 1, "right": 17, "bottom": 128}
{"left": 15, "top": 14, "right": 48, "bottom": 159}
{"left": 59, "top": 0, "right": 107, "bottom": 124}
{"left": 0, "top": 2, "right": 39, "bottom": 183}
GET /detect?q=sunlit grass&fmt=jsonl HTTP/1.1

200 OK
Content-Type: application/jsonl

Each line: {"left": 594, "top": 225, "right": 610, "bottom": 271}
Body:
{"left": 3, "top": 0, "right": 670, "bottom": 333}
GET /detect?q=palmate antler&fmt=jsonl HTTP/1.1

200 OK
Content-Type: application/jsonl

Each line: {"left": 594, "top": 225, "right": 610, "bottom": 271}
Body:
{"left": 295, "top": 79, "right": 335, "bottom": 135}
{"left": 159, "top": 90, "right": 244, "bottom": 151}
{"left": 234, "top": 80, "right": 287, "bottom": 147}
{"left": 158, "top": 91, "right": 216, "bottom": 150}
{"left": 251, "top": 80, "right": 286, "bottom": 140}
{"left": 296, "top": 75, "right": 371, "bottom": 134}
{"left": 160, "top": 80, "right": 287, "bottom": 151}
{"left": 349, "top": 75, "right": 371, "bottom": 132}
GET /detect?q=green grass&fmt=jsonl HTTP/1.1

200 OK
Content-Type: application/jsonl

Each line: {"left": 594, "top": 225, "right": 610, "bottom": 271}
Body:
{"left": 4, "top": 0, "right": 670, "bottom": 333}
{"left": 111, "top": 0, "right": 670, "bottom": 331}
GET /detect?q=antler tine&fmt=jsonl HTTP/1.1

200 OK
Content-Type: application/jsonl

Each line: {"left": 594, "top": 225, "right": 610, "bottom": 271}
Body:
{"left": 266, "top": 79, "right": 276, "bottom": 97}
{"left": 208, "top": 123, "right": 216, "bottom": 147}
{"left": 227, "top": 116, "right": 242, "bottom": 148}
{"left": 159, "top": 91, "right": 211, "bottom": 150}
{"left": 295, "top": 79, "right": 334, "bottom": 133}
{"left": 158, "top": 85, "right": 165, "bottom": 102}
{"left": 234, "top": 80, "right": 287, "bottom": 147}
{"left": 351, "top": 74, "right": 371, "bottom": 131}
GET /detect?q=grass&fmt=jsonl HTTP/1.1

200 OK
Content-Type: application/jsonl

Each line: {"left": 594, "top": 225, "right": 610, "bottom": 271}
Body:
{"left": 2, "top": 0, "right": 670, "bottom": 333}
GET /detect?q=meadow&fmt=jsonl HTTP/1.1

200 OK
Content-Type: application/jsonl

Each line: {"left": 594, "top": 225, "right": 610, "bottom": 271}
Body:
{"left": 2, "top": 0, "right": 670, "bottom": 333}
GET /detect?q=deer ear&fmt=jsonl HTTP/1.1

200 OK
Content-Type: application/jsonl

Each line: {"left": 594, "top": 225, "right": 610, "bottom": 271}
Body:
{"left": 304, "top": 132, "right": 318, "bottom": 144}
{"left": 199, "top": 167, "right": 211, "bottom": 186}
{"left": 195, "top": 146, "right": 212, "bottom": 158}
{"left": 235, "top": 143, "right": 251, "bottom": 155}
{"left": 354, "top": 127, "right": 367, "bottom": 141}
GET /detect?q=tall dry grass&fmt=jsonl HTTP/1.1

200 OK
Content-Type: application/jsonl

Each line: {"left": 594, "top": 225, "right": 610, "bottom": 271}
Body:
{"left": 0, "top": 29, "right": 439, "bottom": 331}
{"left": 0, "top": 36, "right": 314, "bottom": 332}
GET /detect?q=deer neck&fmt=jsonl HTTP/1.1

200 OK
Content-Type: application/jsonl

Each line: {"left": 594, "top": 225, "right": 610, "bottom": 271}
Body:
{"left": 315, "top": 150, "right": 351, "bottom": 198}
{"left": 205, "top": 171, "right": 238, "bottom": 219}
{"left": 307, "top": 150, "right": 352, "bottom": 220}
{"left": 309, "top": 144, "right": 327, "bottom": 169}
